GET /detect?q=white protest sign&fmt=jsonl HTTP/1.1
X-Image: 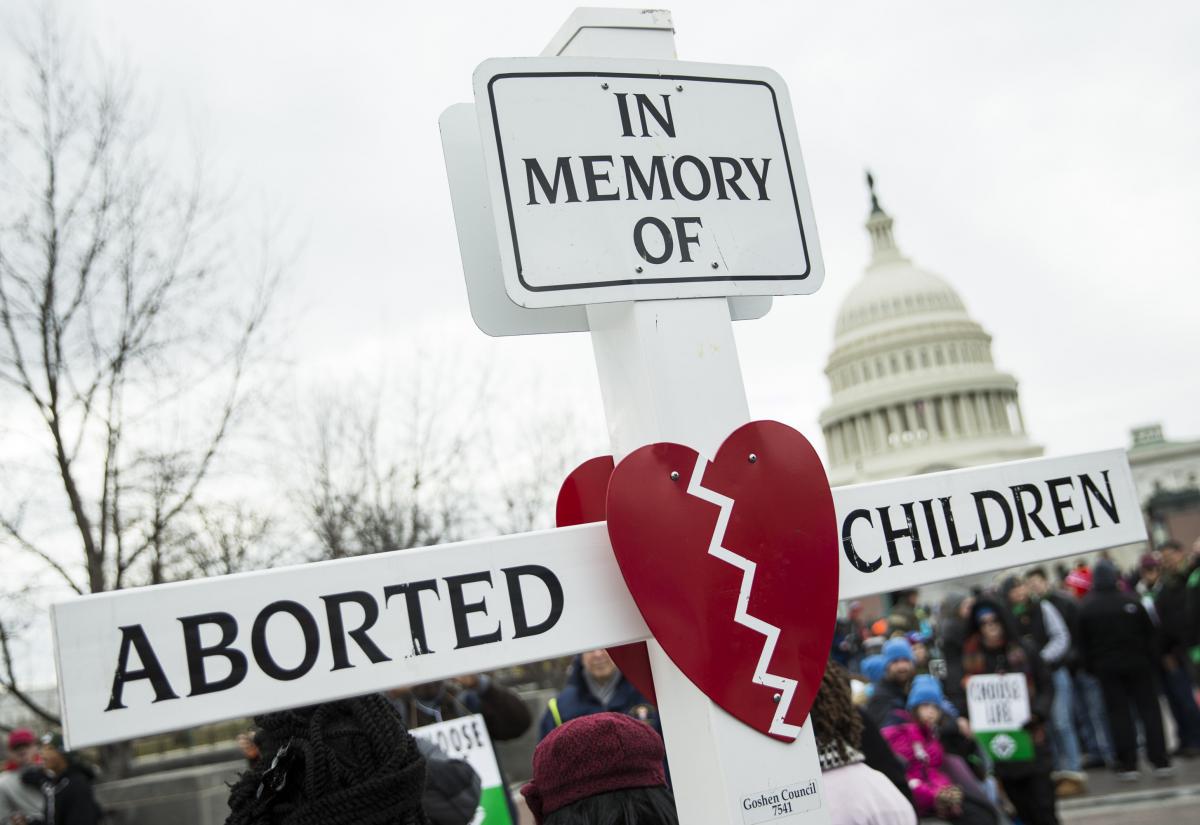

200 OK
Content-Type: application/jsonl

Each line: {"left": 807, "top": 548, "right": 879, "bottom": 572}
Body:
{"left": 835, "top": 448, "right": 1143, "bottom": 600}
{"left": 51, "top": 524, "right": 647, "bottom": 749}
{"left": 472, "top": 57, "right": 822, "bottom": 308}
{"left": 966, "top": 674, "right": 1031, "bottom": 733}
{"left": 410, "top": 714, "right": 511, "bottom": 825}
{"left": 966, "top": 674, "right": 1035, "bottom": 763}
{"left": 52, "top": 449, "right": 1142, "bottom": 750}
{"left": 438, "top": 102, "right": 771, "bottom": 336}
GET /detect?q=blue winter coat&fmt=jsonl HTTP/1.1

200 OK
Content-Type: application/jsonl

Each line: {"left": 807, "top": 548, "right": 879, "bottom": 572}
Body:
{"left": 537, "top": 656, "right": 660, "bottom": 740}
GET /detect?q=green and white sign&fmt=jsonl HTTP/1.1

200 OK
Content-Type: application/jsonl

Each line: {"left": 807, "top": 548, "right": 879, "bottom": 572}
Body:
{"left": 411, "top": 713, "right": 513, "bottom": 825}
{"left": 966, "top": 673, "right": 1034, "bottom": 763}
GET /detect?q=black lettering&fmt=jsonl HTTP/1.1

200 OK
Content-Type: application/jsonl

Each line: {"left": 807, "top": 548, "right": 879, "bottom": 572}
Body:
{"left": 180, "top": 612, "right": 247, "bottom": 697}
{"left": 251, "top": 600, "right": 319, "bottom": 681}
{"left": 918, "top": 499, "right": 946, "bottom": 559}
{"left": 580, "top": 155, "right": 620, "bottom": 201}
{"left": 523, "top": 157, "right": 580, "bottom": 205}
{"left": 878, "top": 503, "right": 925, "bottom": 566}
{"left": 1046, "top": 476, "right": 1085, "bottom": 534}
{"left": 633, "top": 217, "right": 673, "bottom": 264}
{"left": 622, "top": 156, "right": 673, "bottom": 200}
{"left": 712, "top": 157, "right": 749, "bottom": 200}
{"left": 383, "top": 580, "right": 441, "bottom": 656}
{"left": 742, "top": 158, "right": 771, "bottom": 200}
{"left": 940, "top": 496, "right": 979, "bottom": 554}
{"left": 445, "top": 571, "right": 503, "bottom": 649}
{"left": 504, "top": 565, "right": 564, "bottom": 639}
{"left": 322, "top": 591, "right": 390, "bottom": 671}
{"left": 615, "top": 93, "right": 634, "bottom": 136}
{"left": 106, "top": 624, "right": 179, "bottom": 711}
{"left": 672, "top": 156, "right": 711, "bottom": 200}
{"left": 973, "top": 490, "right": 1014, "bottom": 549}
{"left": 1010, "top": 484, "right": 1054, "bottom": 541}
{"left": 842, "top": 509, "right": 881, "bottom": 573}
{"left": 673, "top": 217, "right": 703, "bottom": 263}
{"left": 1081, "top": 471, "right": 1120, "bottom": 528}
{"left": 633, "top": 93, "right": 675, "bottom": 137}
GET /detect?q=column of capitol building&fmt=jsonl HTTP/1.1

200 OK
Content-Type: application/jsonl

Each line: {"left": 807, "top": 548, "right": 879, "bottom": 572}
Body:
{"left": 819, "top": 175, "right": 1042, "bottom": 612}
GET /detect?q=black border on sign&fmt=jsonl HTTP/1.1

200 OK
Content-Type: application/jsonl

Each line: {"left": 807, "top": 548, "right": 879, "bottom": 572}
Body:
{"left": 485, "top": 70, "right": 812, "bottom": 293}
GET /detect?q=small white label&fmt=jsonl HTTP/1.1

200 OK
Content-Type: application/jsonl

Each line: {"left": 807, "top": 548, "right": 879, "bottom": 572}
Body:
{"left": 740, "top": 780, "right": 822, "bottom": 824}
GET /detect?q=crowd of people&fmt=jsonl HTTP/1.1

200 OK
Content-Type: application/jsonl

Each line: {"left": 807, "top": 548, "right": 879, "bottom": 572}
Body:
{"left": 2, "top": 541, "right": 1198, "bottom": 825}
{"left": 833, "top": 539, "right": 1200, "bottom": 825}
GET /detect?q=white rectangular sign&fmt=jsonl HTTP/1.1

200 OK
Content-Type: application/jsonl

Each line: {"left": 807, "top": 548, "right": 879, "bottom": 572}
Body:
{"left": 52, "top": 525, "right": 648, "bottom": 749}
{"left": 438, "top": 102, "right": 772, "bottom": 336}
{"left": 834, "top": 449, "right": 1143, "bottom": 600}
{"left": 52, "top": 450, "right": 1142, "bottom": 748}
{"left": 410, "top": 714, "right": 510, "bottom": 825}
{"left": 472, "top": 57, "right": 822, "bottom": 308}
{"left": 966, "top": 674, "right": 1031, "bottom": 733}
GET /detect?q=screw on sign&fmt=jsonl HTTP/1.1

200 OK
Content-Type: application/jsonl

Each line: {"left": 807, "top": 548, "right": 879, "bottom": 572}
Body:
{"left": 48, "top": 9, "right": 1147, "bottom": 825}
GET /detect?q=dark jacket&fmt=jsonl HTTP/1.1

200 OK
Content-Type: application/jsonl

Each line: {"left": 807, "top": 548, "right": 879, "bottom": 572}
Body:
{"left": 395, "top": 678, "right": 532, "bottom": 742}
{"left": 865, "top": 677, "right": 909, "bottom": 729}
{"left": 954, "top": 595, "right": 1054, "bottom": 779}
{"left": 538, "top": 656, "right": 659, "bottom": 740}
{"left": 856, "top": 707, "right": 916, "bottom": 809}
{"left": 1078, "top": 561, "right": 1158, "bottom": 674}
{"left": 1155, "top": 569, "right": 1193, "bottom": 657}
{"left": 414, "top": 738, "right": 482, "bottom": 825}
{"left": 47, "top": 763, "right": 103, "bottom": 825}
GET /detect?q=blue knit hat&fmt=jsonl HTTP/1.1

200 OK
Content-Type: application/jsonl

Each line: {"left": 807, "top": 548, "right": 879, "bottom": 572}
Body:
{"left": 882, "top": 637, "right": 914, "bottom": 668}
{"left": 907, "top": 675, "right": 945, "bottom": 710}
{"left": 861, "top": 655, "right": 885, "bottom": 684}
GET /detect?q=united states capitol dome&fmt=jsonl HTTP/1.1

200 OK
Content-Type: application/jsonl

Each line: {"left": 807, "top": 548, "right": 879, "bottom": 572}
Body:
{"left": 820, "top": 176, "right": 1041, "bottom": 486}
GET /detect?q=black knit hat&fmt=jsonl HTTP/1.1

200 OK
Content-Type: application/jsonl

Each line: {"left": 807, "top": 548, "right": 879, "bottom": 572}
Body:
{"left": 225, "top": 693, "right": 429, "bottom": 825}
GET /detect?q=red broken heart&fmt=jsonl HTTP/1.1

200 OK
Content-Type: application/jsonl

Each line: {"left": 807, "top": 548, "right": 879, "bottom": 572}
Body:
{"left": 604, "top": 421, "right": 838, "bottom": 741}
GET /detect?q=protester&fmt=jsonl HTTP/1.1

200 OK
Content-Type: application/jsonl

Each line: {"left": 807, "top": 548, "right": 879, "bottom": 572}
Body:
{"left": 905, "top": 633, "right": 931, "bottom": 675}
{"left": 1002, "top": 575, "right": 1085, "bottom": 796}
{"left": 390, "top": 674, "right": 531, "bottom": 741}
{"left": 834, "top": 602, "right": 869, "bottom": 671}
{"left": 40, "top": 733, "right": 102, "bottom": 825}
{"left": 866, "top": 638, "right": 916, "bottom": 727}
{"left": 861, "top": 654, "right": 886, "bottom": 691}
{"left": 812, "top": 662, "right": 916, "bottom": 825}
{"left": 412, "top": 739, "right": 481, "bottom": 825}
{"left": 1154, "top": 541, "right": 1200, "bottom": 756}
{"left": 0, "top": 729, "right": 45, "bottom": 825}
{"left": 886, "top": 590, "right": 922, "bottom": 637}
{"left": 1076, "top": 559, "right": 1172, "bottom": 779}
{"left": 881, "top": 676, "right": 998, "bottom": 825}
{"left": 521, "top": 712, "right": 676, "bottom": 825}
{"left": 954, "top": 598, "right": 1059, "bottom": 825}
{"left": 538, "top": 650, "right": 658, "bottom": 738}
{"left": 235, "top": 731, "right": 261, "bottom": 768}
{"left": 936, "top": 594, "right": 973, "bottom": 707}
{"left": 390, "top": 672, "right": 529, "bottom": 822}
{"left": 225, "top": 693, "right": 429, "bottom": 825}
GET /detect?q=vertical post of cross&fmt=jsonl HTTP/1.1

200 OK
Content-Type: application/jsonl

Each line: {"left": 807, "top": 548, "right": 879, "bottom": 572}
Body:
{"left": 543, "top": 9, "right": 830, "bottom": 824}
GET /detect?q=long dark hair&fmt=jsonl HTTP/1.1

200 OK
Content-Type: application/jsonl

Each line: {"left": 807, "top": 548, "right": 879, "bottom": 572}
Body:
{"left": 810, "top": 661, "right": 863, "bottom": 762}
{"left": 543, "top": 787, "right": 679, "bottom": 825}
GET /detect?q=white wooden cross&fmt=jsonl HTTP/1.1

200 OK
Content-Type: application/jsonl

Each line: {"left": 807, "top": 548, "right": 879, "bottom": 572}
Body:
{"left": 50, "top": 9, "right": 1145, "bottom": 825}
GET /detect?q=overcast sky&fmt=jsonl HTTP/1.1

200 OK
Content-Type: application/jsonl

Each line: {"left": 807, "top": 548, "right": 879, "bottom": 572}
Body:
{"left": 7, "top": 0, "right": 1189, "bottom": 466}
{"left": 2, "top": 0, "right": 1198, "bottom": 690}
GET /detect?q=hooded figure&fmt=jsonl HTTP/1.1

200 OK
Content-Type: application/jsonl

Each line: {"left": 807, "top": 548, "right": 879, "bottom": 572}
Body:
{"left": 953, "top": 596, "right": 1059, "bottom": 825}
{"left": 1078, "top": 560, "right": 1172, "bottom": 776}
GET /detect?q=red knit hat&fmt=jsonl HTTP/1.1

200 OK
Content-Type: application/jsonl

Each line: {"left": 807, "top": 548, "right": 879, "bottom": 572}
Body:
{"left": 521, "top": 712, "right": 666, "bottom": 824}
{"left": 1065, "top": 566, "right": 1092, "bottom": 597}
{"left": 7, "top": 728, "right": 35, "bottom": 749}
